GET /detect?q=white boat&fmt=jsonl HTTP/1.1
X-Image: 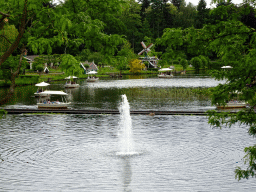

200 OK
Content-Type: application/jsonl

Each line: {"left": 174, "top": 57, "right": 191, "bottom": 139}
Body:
{"left": 37, "top": 90, "right": 70, "bottom": 109}
{"left": 34, "top": 81, "right": 50, "bottom": 97}
{"left": 64, "top": 76, "right": 80, "bottom": 88}
{"left": 217, "top": 101, "right": 247, "bottom": 109}
{"left": 158, "top": 74, "right": 173, "bottom": 78}
{"left": 86, "top": 76, "right": 99, "bottom": 82}
{"left": 158, "top": 68, "right": 173, "bottom": 78}
{"left": 217, "top": 90, "right": 247, "bottom": 109}
{"left": 86, "top": 71, "right": 99, "bottom": 82}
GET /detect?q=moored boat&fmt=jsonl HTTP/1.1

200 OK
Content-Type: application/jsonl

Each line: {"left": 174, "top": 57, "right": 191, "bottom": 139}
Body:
{"left": 158, "top": 68, "right": 173, "bottom": 78}
{"left": 64, "top": 76, "right": 80, "bottom": 88}
{"left": 86, "top": 76, "right": 99, "bottom": 82}
{"left": 217, "top": 100, "right": 247, "bottom": 109}
{"left": 34, "top": 81, "right": 50, "bottom": 97}
{"left": 86, "top": 71, "right": 99, "bottom": 82}
{"left": 37, "top": 90, "right": 70, "bottom": 109}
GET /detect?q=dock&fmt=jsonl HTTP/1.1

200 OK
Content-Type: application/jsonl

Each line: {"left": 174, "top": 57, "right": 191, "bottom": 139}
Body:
{"left": 3, "top": 109, "right": 235, "bottom": 115}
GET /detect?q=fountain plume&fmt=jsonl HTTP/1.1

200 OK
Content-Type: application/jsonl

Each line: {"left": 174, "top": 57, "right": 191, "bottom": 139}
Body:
{"left": 117, "top": 95, "right": 136, "bottom": 156}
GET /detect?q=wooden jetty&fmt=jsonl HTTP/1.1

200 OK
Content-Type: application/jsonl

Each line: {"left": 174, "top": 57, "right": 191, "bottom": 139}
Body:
{"left": 3, "top": 109, "right": 237, "bottom": 116}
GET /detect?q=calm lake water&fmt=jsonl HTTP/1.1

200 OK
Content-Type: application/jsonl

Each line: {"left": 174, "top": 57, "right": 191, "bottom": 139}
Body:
{"left": 1, "top": 77, "right": 256, "bottom": 191}
{"left": 1, "top": 77, "right": 221, "bottom": 111}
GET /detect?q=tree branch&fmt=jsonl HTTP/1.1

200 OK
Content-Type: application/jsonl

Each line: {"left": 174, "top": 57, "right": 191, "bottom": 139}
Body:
{"left": 0, "top": 34, "right": 13, "bottom": 45}
{"left": 0, "top": 0, "right": 28, "bottom": 66}
{"left": 0, "top": 11, "right": 10, "bottom": 17}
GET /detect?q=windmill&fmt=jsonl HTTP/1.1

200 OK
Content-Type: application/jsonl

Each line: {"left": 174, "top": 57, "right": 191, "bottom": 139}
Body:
{"left": 138, "top": 41, "right": 153, "bottom": 56}
{"left": 138, "top": 41, "right": 157, "bottom": 68}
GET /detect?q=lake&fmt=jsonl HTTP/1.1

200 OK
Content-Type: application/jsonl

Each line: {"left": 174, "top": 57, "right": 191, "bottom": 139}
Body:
{"left": 0, "top": 77, "right": 255, "bottom": 191}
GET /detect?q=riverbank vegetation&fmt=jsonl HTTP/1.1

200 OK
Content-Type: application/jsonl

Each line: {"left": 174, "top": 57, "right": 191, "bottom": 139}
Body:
{"left": 1, "top": 0, "right": 256, "bottom": 180}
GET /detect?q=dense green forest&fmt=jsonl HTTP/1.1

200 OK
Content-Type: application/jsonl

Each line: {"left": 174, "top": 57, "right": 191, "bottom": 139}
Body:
{"left": 1, "top": 0, "right": 256, "bottom": 180}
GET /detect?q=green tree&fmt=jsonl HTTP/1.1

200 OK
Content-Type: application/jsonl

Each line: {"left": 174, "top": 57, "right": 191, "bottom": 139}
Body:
{"left": 194, "top": 1, "right": 256, "bottom": 180}
{"left": 195, "top": 0, "right": 210, "bottom": 29}
{"left": 199, "top": 55, "right": 208, "bottom": 69}
{"left": 60, "top": 54, "right": 82, "bottom": 76}
{"left": 190, "top": 56, "right": 202, "bottom": 73}
{"left": 0, "top": 0, "right": 126, "bottom": 105}
{"left": 180, "top": 58, "right": 188, "bottom": 71}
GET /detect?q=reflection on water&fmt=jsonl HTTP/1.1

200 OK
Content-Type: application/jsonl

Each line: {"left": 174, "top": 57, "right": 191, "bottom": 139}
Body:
{"left": 121, "top": 157, "right": 132, "bottom": 192}
{"left": 0, "top": 77, "right": 222, "bottom": 111}
{"left": 0, "top": 114, "right": 255, "bottom": 191}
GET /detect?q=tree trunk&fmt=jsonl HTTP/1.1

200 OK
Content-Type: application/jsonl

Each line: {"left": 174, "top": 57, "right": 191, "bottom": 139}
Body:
{"left": 0, "top": 47, "right": 25, "bottom": 106}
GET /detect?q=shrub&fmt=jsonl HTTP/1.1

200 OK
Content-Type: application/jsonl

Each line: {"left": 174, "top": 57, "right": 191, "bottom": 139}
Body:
{"left": 199, "top": 55, "right": 208, "bottom": 69}
{"left": 180, "top": 59, "right": 188, "bottom": 71}
{"left": 191, "top": 57, "right": 202, "bottom": 73}
{"left": 172, "top": 60, "right": 180, "bottom": 64}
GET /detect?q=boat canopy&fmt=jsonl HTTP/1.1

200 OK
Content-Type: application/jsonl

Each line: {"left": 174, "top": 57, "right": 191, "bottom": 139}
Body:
{"left": 65, "top": 76, "right": 78, "bottom": 79}
{"left": 35, "top": 82, "right": 50, "bottom": 87}
{"left": 158, "top": 68, "right": 173, "bottom": 72}
{"left": 221, "top": 66, "right": 233, "bottom": 69}
{"left": 38, "top": 90, "right": 68, "bottom": 96}
{"left": 87, "top": 71, "right": 98, "bottom": 75}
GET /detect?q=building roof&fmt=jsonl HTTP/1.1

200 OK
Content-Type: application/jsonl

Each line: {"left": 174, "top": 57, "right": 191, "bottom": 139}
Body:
{"left": 81, "top": 60, "right": 98, "bottom": 71}
{"left": 24, "top": 55, "right": 40, "bottom": 62}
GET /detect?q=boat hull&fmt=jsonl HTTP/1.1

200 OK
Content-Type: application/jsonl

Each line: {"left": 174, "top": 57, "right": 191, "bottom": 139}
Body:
{"left": 217, "top": 103, "right": 247, "bottom": 109}
{"left": 37, "top": 103, "right": 70, "bottom": 109}
{"left": 158, "top": 75, "right": 173, "bottom": 78}
{"left": 64, "top": 84, "right": 80, "bottom": 88}
{"left": 87, "top": 78, "right": 99, "bottom": 82}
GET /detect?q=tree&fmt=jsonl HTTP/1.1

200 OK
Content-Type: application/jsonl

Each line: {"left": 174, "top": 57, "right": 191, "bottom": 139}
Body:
{"left": 60, "top": 54, "right": 83, "bottom": 76}
{"left": 190, "top": 56, "right": 202, "bottom": 73}
{"left": 199, "top": 55, "right": 208, "bottom": 69}
{"left": 180, "top": 58, "right": 188, "bottom": 71}
{"left": 171, "top": 0, "right": 185, "bottom": 10}
{"left": 195, "top": 0, "right": 209, "bottom": 29}
{"left": 197, "top": 2, "right": 256, "bottom": 180}
{"left": 0, "top": 0, "right": 126, "bottom": 105}
{"left": 129, "top": 59, "right": 145, "bottom": 73}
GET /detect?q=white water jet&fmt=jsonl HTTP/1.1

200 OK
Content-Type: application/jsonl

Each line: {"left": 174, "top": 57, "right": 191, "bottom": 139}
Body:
{"left": 117, "top": 94, "right": 137, "bottom": 156}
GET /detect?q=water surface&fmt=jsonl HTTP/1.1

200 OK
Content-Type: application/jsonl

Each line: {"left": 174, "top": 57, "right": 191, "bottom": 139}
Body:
{"left": 0, "top": 114, "right": 255, "bottom": 191}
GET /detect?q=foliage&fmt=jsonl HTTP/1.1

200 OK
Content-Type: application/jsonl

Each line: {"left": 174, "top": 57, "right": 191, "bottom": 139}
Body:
{"left": 0, "top": 109, "right": 7, "bottom": 118}
{"left": 116, "top": 41, "right": 137, "bottom": 72}
{"left": 129, "top": 59, "right": 145, "bottom": 74}
{"left": 180, "top": 58, "right": 188, "bottom": 71}
{"left": 201, "top": 3, "right": 256, "bottom": 180}
{"left": 195, "top": 0, "right": 210, "bottom": 29}
{"left": 59, "top": 54, "right": 82, "bottom": 76}
{"left": 0, "top": 25, "right": 18, "bottom": 53}
{"left": 87, "top": 52, "right": 105, "bottom": 64}
{"left": 199, "top": 55, "right": 208, "bottom": 69}
{"left": 190, "top": 57, "right": 202, "bottom": 73}
{"left": 0, "top": 55, "right": 28, "bottom": 82}
{"left": 83, "top": 64, "right": 90, "bottom": 69}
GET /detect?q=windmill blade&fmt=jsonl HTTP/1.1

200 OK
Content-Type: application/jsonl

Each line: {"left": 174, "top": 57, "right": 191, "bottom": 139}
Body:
{"left": 146, "top": 48, "right": 151, "bottom": 53}
{"left": 141, "top": 41, "right": 147, "bottom": 49}
{"left": 138, "top": 49, "right": 145, "bottom": 55}
{"left": 147, "top": 43, "right": 153, "bottom": 49}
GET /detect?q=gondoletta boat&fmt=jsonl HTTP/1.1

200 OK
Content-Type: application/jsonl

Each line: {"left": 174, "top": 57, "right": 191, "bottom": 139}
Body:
{"left": 64, "top": 76, "right": 80, "bottom": 88}
{"left": 37, "top": 90, "right": 70, "bottom": 109}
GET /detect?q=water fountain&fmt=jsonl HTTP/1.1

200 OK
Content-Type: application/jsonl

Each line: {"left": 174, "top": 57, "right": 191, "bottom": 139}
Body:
{"left": 117, "top": 94, "right": 137, "bottom": 156}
